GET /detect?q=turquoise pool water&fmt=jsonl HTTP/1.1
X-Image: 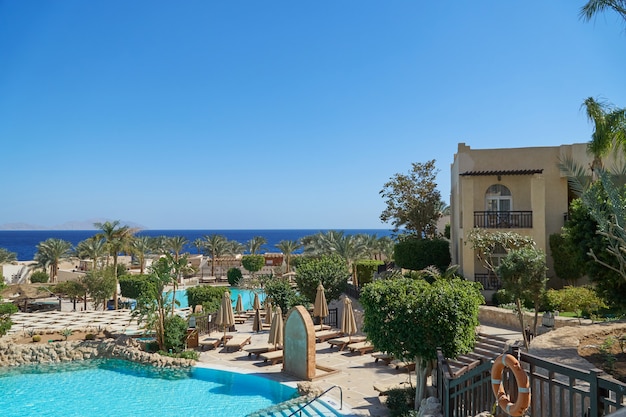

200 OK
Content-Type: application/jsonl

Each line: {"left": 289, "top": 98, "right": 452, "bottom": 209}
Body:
{"left": 0, "top": 359, "right": 295, "bottom": 417}
{"left": 169, "top": 288, "right": 266, "bottom": 310}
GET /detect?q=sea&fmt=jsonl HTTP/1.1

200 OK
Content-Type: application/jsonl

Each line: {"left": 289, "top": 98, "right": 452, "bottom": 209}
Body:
{"left": 0, "top": 229, "right": 395, "bottom": 261}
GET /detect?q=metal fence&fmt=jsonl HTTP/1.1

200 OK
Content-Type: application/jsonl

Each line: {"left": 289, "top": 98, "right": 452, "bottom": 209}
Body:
{"left": 437, "top": 346, "right": 626, "bottom": 417}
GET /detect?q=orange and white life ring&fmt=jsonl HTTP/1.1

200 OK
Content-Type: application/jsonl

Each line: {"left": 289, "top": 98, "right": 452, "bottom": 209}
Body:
{"left": 491, "top": 353, "right": 531, "bottom": 416}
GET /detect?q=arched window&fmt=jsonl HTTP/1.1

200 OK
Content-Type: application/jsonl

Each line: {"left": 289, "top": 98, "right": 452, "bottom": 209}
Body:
{"left": 485, "top": 184, "right": 511, "bottom": 212}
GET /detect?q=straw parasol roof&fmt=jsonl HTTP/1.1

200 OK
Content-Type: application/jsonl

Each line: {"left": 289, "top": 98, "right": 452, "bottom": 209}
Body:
{"left": 268, "top": 305, "right": 283, "bottom": 349}
{"left": 215, "top": 291, "right": 235, "bottom": 344}
{"left": 313, "top": 283, "right": 329, "bottom": 330}
{"left": 341, "top": 297, "right": 358, "bottom": 342}
{"left": 264, "top": 300, "right": 273, "bottom": 326}
{"left": 235, "top": 293, "right": 244, "bottom": 315}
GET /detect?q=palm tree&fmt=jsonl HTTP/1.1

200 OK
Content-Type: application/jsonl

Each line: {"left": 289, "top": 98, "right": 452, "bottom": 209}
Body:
{"left": 131, "top": 236, "right": 152, "bottom": 274}
{"left": 95, "top": 220, "right": 136, "bottom": 310}
{"left": 247, "top": 236, "right": 267, "bottom": 255}
{"left": 34, "top": 238, "right": 72, "bottom": 283}
{"left": 75, "top": 237, "right": 106, "bottom": 272}
{"left": 582, "top": 97, "right": 626, "bottom": 174}
{"left": 0, "top": 248, "right": 17, "bottom": 264}
{"left": 204, "top": 234, "right": 228, "bottom": 277}
{"left": 275, "top": 240, "right": 301, "bottom": 273}
{"left": 167, "top": 236, "right": 189, "bottom": 261}
{"left": 192, "top": 238, "right": 205, "bottom": 255}
{"left": 580, "top": 0, "right": 626, "bottom": 23}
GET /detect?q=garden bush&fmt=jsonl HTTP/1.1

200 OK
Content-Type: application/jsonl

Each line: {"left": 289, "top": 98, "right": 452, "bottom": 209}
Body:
{"left": 227, "top": 267, "right": 243, "bottom": 286}
{"left": 30, "top": 270, "right": 49, "bottom": 283}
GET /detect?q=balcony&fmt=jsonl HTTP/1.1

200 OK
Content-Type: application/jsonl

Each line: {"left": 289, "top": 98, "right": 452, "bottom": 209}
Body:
{"left": 474, "top": 273, "right": 501, "bottom": 291}
{"left": 473, "top": 211, "right": 533, "bottom": 229}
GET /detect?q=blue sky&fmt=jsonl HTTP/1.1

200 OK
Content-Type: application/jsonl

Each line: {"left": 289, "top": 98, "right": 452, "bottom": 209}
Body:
{"left": 1, "top": 1, "right": 625, "bottom": 230}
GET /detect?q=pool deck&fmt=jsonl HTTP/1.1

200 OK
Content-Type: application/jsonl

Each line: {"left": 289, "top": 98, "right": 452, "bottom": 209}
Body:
{"left": 4, "top": 303, "right": 522, "bottom": 417}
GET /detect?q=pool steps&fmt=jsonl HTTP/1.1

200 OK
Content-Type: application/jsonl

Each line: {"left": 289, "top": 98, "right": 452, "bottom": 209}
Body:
{"left": 247, "top": 395, "right": 340, "bottom": 416}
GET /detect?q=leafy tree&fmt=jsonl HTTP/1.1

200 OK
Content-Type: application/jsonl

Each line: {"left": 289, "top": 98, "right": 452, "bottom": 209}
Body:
{"left": 549, "top": 233, "right": 584, "bottom": 285}
{"left": 30, "top": 270, "right": 49, "bottom": 283}
{"left": 394, "top": 237, "right": 450, "bottom": 272}
{"left": 119, "top": 274, "right": 152, "bottom": 299}
{"left": 379, "top": 159, "right": 443, "bottom": 238}
{"left": 241, "top": 255, "right": 265, "bottom": 278}
{"left": 496, "top": 247, "right": 548, "bottom": 349}
{"left": 0, "top": 248, "right": 17, "bottom": 264}
{"left": 82, "top": 266, "right": 117, "bottom": 311}
{"left": 361, "top": 277, "right": 483, "bottom": 409}
{"left": 95, "top": 220, "right": 136, "bottom": 309}
{"left": 34, "top": 238, "right": 72, "bottom": 283}
{"left": 185, "top": 285, "right": 228, "bottom": 313}
{"left": 227, "top": 267, "right": 243, "bottom": 286}
{"left": 467, "top": 229, "right": 536, "bottom": 280}
{"left": 163, "top": 314, "right": 188, "bottom": 353}
{"left": 294, "top": 254, "right": 349, "bottom": 304}
{"left": 262, "top": 276, "right": 308, "bottom": 313}
{"left": 0, "top": 302, "right": 18, "bottom": 336}
{"left": 54, "top": 280, "right": 86, "bottom": 311}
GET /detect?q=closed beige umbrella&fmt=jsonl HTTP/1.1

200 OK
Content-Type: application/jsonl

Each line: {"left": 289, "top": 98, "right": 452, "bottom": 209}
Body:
{"left": 252, "top": 308, "right": 262, "bottom": 333}
{"left": 215, "top": 291, "right": 235, "bottom": 345}
{"left": 264, "top": 300, "right": 273, "bottom": 326}
{"left": 341, "top": 297, "right": 358, "bottom": 342}
{"left": 268, "top": 306, "right": 283, "bottom": 349}
{"left": 235, "top": 293, "right": 244, "bottom": 315}
{"left": 313, "top": 283, "right": 329, "bottom": 330}
{"left": 252, "top": 292, "right": 261, "bottom": 311}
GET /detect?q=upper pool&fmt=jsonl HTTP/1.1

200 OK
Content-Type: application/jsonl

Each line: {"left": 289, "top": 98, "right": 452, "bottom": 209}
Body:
{"left": 170, "top": 287, "right": 266, "bottom": 310}
{"left": 0, "top": 359, "right": 295, "bottom": 417}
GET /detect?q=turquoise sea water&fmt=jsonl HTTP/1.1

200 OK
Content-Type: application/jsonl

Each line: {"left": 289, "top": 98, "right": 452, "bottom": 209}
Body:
{"left": 0, "top": 359, "right": 296, "bottom": 417}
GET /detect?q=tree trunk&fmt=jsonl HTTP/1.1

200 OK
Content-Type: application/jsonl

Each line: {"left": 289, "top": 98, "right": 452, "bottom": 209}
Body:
{"left": 516, "top": 297, "right": 529, "bottom": 350}
{"left": 413, "top": 357, "right": 433, "bottom": 410}
{"left": 113, "top": 254, "right": 119, "bottom": 310}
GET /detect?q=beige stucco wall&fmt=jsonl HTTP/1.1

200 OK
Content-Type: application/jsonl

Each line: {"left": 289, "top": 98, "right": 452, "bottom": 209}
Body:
{"left": 451, "top": 142, "right": 593, "bottom": 289}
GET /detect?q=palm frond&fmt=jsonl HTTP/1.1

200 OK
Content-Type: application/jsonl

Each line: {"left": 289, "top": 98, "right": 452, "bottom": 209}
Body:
{"left": 557, "top": 155, "right": 592, "bottom": 196}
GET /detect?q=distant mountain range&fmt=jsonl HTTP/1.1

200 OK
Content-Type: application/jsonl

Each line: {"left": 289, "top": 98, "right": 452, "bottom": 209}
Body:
{"left": 0, "top": 218, "right": 146, "bottom": 230}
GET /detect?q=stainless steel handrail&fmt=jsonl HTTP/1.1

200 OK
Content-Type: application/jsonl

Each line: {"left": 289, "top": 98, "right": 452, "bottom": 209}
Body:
{"left": 287, "top": 385, "right": 343, "bottom": 416}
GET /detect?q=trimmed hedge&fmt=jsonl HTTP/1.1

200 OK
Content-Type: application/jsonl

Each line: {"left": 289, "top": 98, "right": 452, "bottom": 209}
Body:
{"left": 394, "top": 238, "right": 451, "bottom": 272}
{"left": 354, "top": 260, "right": 384, "bottom": 286}
{"left": 186, "top": 285, "right": 229, "bottom": 313}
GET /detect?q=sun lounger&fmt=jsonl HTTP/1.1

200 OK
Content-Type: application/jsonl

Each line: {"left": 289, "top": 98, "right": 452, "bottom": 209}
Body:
{"left": 372, "top": 352, "right": 394, "bottom": 365}
{"left": 198, "top": 334, "right": 233, "bottom": 350}
{"left": 223, "top": 335, "right": 252, "bottom": 352}
{"left": 244, "top": 343, "right": 280, "bottom": 358}
{"left": 234, "top": 317, "right": 247, "bottom": 324}
{"left": 347, "top": 341, "right": 374, "bottom": 355}
{"left": 315, "top": 329, "right": 343, "bottom": 343}
{"left": 373, "top": 381, "right": 412, "bottom": 396}
{"left": 327, "top": 336, "right": 367, "bottom": 351}
{"left": 259, "top": 349, "right": 283, "bottom": 365}
{"left": 392, "top": 360, "right": 416, "bottom": 371}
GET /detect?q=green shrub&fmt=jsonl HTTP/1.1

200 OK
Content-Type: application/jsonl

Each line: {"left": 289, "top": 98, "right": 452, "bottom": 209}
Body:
{"left": 186, "top": 285, "right": 228, "bottom": 312}
{"left": 394, "top": 237, "right": 450, "bottom": 272}
{"left": 32, "top": 335, "right": 41, "bottom": 342}
{"left": 492, "top": 289, "right": 513, "bottom": 306}
{"left": 354, "top": 260, "right": 383, "bottom": 286}
{"left": 227, "top": 268, "right": 243, "bottom": 286}
{"left": 85, "top": 333, "right": 96, "bottom": 340}
{"left": 385, "top": 387, "right": 415, "bottom": 417}
{"left": 30, "top": 270, "right": 49, "bottom": 283}
{"left": 119, "top": 274, "right": 154, "bottom": 299}
{"left": 163, "top": 314, "right": 188, "bottom": 353}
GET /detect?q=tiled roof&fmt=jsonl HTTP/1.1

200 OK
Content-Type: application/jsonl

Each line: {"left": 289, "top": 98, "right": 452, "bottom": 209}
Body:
{"left": 460, "top": 169, "right": 543, "bottom": 176}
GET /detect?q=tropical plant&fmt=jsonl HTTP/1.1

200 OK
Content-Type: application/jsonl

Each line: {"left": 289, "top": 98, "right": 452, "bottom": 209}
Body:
{"left": 275, "top": 239, "right": 301, "bottom": 273}
{"left": 549, "top": 232, "right": 584, "bottom": 285}
{"left": 163, "top": 314, "right": 187, "bottom": 353}
{"left": 185, "top": 285, "right": 228, "bottom": 313}
{"left": 0, "top": 248, "right": 17, "bottom": 264}
{"left": 247, "top": 236, "right": 267, "bottom": 255}
{"left": 34, "top": 238, "right": 72, "bottom": 283}
{"left": 361, "top": 277, "right": 483, "bottom": 410}
{"left": 82, "top": 266, "right": 117, "bottom": 311}
{"left": 54, "top": 280, "right": 86, "bottom": 311}
{"left": 263, "top": 276, "right": 308, "bottom": 313}
{"left": 379, "top": 159, "right": 443, "bottom": 237}
{"left": 203, "top": 234, "right": 228, "bottom": 277}
{"left": 227, "top": 267, "right": 243, "bottom": 286}
{"left": 0, "top": 302, "right": 18, "bottom": 336}
{"left": 496, "top": 247, "right": 548, "bottom": 349}
{"left": 95, "top": 220, "right": 136, "bottom": 309}
{"left": 131, "top": 236, "right": 152, "bottom": 274}
{"left": 75, "top": 237, "right": 106, "bottom": 272}
{"left": 580, "top": 0, "right": 626, "bottom": 24}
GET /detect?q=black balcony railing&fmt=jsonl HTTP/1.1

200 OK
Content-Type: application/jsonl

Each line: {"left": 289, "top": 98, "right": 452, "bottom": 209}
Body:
{"left": 473, "top": 211, "right": 532, "bottom": 228}
{"left": 474, "top": 273, "right": 501, "bottom": 290}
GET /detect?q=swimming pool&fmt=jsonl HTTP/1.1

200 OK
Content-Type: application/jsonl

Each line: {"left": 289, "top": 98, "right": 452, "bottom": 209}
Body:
{"left": 0, "top": 359, "right": 296, "bottom": 417}
{"left": 169, "top": 288, "right": 266, "bottom": 310}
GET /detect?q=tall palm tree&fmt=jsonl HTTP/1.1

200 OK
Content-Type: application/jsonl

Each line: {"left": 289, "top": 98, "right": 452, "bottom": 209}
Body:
{"left": 247, "top": 236, "right": 267, "bottom": 255}
{"left": 192, "top": 238, "right": 205, "bottom": 255}
{"left": 581, "top": 0, "right": 626, "bottom": 23}
{"left": 167, "top": 236, "right": 188, "bottom": 261}
{"left": 95, "top": 220, "right": 136, "bottom": 309}
{"left": 34, "top": 238, "right": 72, "bottom": 283}
{"left": 275, "top": 240, "right": 301, "bottom": 272}
{"left": 582, "top": 97, "right": 626, "bottom": 174}
{"left": 204, "top": 234, "right": 228, "bottom": 277}
{"left": 75, "top": 237, "right": 106, "bottom": 272}
{"left": 131, "top": 236, "right": 152, "bottom": 274}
